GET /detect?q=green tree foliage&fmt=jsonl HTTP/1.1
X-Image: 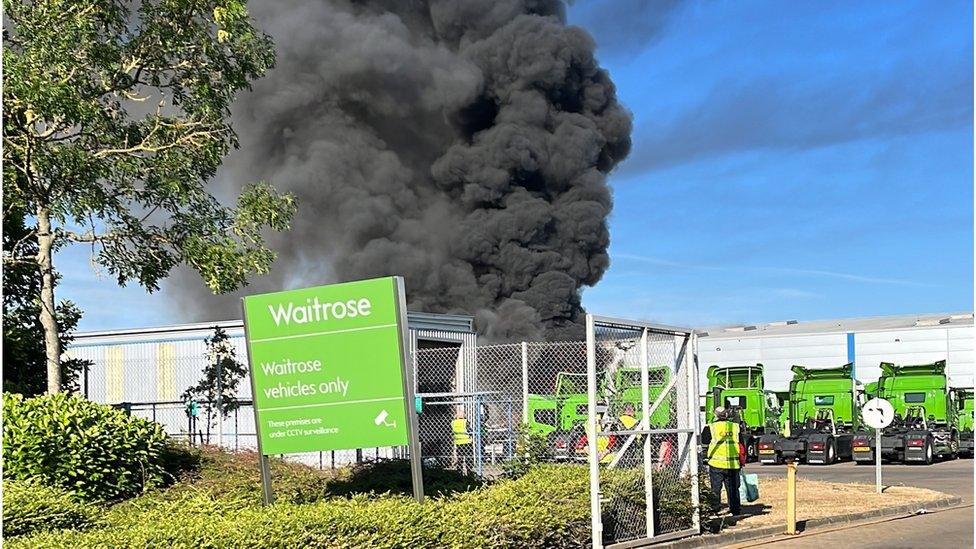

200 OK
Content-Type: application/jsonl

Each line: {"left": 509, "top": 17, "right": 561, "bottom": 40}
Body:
{"left": 2, "top": 205, "right": 90, "bottom": 396}
{"left": 181, "top": 327, "right": 247, "bottom": 436}
{"left": 2, "top": 0, "right": 297, "bottom": 393}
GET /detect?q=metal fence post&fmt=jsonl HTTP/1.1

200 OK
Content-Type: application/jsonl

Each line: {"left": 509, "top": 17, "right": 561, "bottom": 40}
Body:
{"left": 640, "top": 328, "right": 654, "bottom": 538}
{"left": 521, "top": 341, "right": 529, "bottom": 425}
{"left": 507, "top": 400, "right": 514, "bottom": 459}
{"left": 216, "top": 355, "right": 223, "bottom": 448}
{"left": 586, "top": 314, "right": 603, "bottom": 549}
{"left": 688, "top": 333, "right": 702, "bottom": 533}
{"left": 475, "top": 393, "right": 483, "bottom": 477}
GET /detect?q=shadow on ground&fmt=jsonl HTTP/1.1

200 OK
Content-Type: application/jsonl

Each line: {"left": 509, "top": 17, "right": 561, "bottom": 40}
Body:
{"left": 703, "top": 503, "right": 773, "bottom": 533}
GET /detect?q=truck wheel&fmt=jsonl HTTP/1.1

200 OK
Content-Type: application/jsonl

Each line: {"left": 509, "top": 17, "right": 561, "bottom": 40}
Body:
{"left": 923, "top": 439, "right": 934, "bottom": 465}
{"left": 826, "top": 440, "right": 836, "bottom": 465}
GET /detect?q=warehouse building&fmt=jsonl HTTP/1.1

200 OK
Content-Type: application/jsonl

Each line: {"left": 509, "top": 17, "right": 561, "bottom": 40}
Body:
{"left": 697, "top": 312, "right": 974, "bottom": 392}
{"left": 68, "top": 312, "right": 478, "bottom": 459}
{"left": 68, "top": 310, "right": 973, "bottom": 458}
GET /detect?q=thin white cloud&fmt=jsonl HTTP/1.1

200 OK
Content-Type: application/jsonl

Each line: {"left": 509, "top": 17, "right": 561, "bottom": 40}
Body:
{"left": 613, "top": 252, "right": 932, "bottom": 287}
{"left": 759, "top": 266, "right": 931, "bottom": 287}
{"left": 613, "top": 253, "right": 724, "bottom": 271}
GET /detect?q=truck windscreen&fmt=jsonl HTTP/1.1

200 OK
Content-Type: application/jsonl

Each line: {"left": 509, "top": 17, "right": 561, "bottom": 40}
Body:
{"left": 724, "top": 396, "right": 747, "bottom": 409}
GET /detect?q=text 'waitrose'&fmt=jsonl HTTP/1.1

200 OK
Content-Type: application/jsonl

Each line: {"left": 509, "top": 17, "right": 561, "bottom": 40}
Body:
{"left": 268, "top": 297, "right": 373, "bottom": 326}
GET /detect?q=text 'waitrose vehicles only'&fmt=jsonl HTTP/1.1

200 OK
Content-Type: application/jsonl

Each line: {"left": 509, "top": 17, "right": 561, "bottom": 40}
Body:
{"left": 758, "top": 364, "right": 864, "bottom": 465}
{"left": 853, "top": 361, "right": 960, "bottom": 465}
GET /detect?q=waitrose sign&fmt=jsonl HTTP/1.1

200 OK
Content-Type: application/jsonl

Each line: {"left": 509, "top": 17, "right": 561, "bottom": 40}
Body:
{"left": 242, "top": 277, "right": 411, "bottom": 455}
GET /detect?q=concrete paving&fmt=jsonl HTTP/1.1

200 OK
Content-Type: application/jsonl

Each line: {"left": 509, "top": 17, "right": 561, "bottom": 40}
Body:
{"left": 735, "top": 458, "right": 973, "bottom": 547}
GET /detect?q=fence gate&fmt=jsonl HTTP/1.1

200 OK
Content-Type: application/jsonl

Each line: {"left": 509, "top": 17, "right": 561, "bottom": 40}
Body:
{"left": 586, "top": 315, "right": 700, "bottom": 548}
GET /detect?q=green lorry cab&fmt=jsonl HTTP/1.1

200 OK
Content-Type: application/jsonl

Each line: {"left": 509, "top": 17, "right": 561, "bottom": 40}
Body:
{"left": 853, "top": 361, "right": 959, "bottom": 465}
{"left": 758, "top": 364, "right": 864, "bottom": 465}
{"left": 703, "top": 364, "right": 782, "bottom": 461}
{"left": 526, "top": 366, "right": 671, "bottom": 460}
{"left": 953, "top": 387, "right": 974, "bottom": 458}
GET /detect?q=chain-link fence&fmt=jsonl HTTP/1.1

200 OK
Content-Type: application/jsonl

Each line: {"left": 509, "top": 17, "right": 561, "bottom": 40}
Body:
{"left": 413, "top": 340, "right": 590, "bottom": 477}
{"left": 587, "top": 315, "right": 700, "bottom": 547}
{"left": 110, "top": 399, "right": 404, "bottom": 469}
{"left": 74, "top": 315, "right": 701, "bottom": 546}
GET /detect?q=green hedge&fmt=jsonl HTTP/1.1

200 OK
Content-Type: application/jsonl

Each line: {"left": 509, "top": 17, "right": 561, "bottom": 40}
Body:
{"left": 2, "top": 392, "right": 169, "bottom": 501}
{"left": 8, "top": 466, "right": 589, "bottom": 548}
{"left": 2, "top": 479, "right": 102, "bottom": 537}
{"left": 158, "top": 450, "right": 481, "bottom": 506}
{"left": 7, "top": 462, "right": 710, "bottom": 548}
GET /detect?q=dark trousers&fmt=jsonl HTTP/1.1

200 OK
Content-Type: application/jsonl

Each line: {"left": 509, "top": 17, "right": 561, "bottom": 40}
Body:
{"left": 708, "top": 466, "right": 741, "bottom": 515}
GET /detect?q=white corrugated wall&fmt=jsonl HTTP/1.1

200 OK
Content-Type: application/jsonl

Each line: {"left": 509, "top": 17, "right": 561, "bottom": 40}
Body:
{"left": 855, "top": 326, "right": 973, "bottom": 388}
{"left": 699, "top": 325, "right": 974, "bottom": 392}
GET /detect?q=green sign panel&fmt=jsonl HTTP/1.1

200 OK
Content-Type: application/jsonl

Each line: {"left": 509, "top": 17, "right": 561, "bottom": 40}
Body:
{"left": 242, "top": 277, "right": 411, "bottom": 455}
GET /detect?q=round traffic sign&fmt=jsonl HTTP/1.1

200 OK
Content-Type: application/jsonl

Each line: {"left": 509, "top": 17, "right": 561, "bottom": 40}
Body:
{"left": 861, "top": 398, "right": 895, "bottom": 429}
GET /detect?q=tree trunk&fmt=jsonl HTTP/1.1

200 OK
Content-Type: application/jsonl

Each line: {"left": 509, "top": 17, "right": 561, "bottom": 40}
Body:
{"left": 36, "top": 206, "right": 62, "bottom": 394}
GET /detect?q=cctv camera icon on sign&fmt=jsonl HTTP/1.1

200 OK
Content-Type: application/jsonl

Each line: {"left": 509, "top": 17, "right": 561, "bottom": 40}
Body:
{"left": 374, "top": 410, "right": 396, "bottom": 428}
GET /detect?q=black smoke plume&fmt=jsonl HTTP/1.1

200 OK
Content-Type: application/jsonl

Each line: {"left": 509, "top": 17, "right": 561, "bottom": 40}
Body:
{"left": 172, "top": 0, "right": 632, "bottom": 340}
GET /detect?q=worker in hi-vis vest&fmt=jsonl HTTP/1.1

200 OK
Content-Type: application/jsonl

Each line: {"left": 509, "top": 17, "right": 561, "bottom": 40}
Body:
{"left": 584, "top": 419, "right": 615, "bottom": 464}
{"left": 619, "top": 403, "right": 639, "bottom": 430}
{"left": 700, "top": 406, "right": 746, "bottom": 516}
{"left": 587, "top": 405, "right": 640, "bottom": 464}
{"left": 452, "top": 407, "right": 473, "bottom": 474}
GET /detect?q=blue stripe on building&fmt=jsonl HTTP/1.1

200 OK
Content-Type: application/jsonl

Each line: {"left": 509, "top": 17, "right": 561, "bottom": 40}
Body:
{"left": 847, "top": 332, "right": 856, "bottom": 379}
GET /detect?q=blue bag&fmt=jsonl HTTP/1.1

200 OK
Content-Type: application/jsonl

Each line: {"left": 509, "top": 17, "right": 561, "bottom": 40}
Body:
{"left": 739, "top": 470, "right": 759, "bottom": 503}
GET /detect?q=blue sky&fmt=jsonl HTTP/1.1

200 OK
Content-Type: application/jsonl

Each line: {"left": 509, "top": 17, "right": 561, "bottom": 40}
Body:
{"left": 569, "top": 0, "right": 973, "bottom": 326}
{"left": 57, "top": 0, "right": 973, "bottom": 331}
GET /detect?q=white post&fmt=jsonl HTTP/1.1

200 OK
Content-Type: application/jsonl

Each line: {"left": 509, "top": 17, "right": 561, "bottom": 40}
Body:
{"left": 586, "top": 315, "right": 603, "bottom": 549}
{"left": 640, "top": 329, "right": 654, "bottom": 538}
{"left": 216, "top": 355, "right": 223, "bottom": 448}
{"left": 688, "top": 333, "right": 701, "bottom": 532}
{"left": 522, "top": 341, "right": 529, "bottom": 425}
{"left": 875, "top": 428, "right": 882, "bottom": 494}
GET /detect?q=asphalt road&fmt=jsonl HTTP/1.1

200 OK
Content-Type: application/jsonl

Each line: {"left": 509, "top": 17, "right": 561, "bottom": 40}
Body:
{"left": 736, "top": 458, "right": 973, "bottom": 548}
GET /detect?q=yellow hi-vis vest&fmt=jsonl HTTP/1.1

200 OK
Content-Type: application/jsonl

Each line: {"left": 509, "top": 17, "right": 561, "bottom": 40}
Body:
{"left": 707, "top": 421, "right": 741, "bottom": 469}
{"left": 620, "top": 414, "right": 638, "bottom": 430}
{"left": 584, "top": 422, "right": 614, "bottom": 463}
{"left": 452, "top": 418, "right": 471, "bottom": 445}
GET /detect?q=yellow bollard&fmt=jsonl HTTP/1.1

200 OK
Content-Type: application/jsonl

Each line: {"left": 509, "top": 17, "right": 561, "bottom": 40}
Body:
{"left": 785, "top": 461, "right": 797, "bottom": 535}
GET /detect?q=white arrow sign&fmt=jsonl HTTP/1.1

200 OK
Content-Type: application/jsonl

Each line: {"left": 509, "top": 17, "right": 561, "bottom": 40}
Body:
{"left": 861, "top": 397, "right": 894, "bottom": 495}
{"left": 861, "top": 398, "right": 895, "bottom": 429}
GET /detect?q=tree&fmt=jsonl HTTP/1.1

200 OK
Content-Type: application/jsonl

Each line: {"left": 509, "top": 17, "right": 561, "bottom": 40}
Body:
{"left": 2, "top": 0, "right": 296, "bottom": 394}
{"left": 181, "top": 326, "right": 247, "bottom": 443}
{"left": 2, "top": 205, "right": 90, "bottom": 396}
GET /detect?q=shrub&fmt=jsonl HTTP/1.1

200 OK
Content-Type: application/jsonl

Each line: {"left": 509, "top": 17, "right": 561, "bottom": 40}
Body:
{"left": 2, "top": 478, "right": 102, "bottom": 537}
{"left": 325, "top": 459, "right": 483, "bottom": 498}
{"left": 158, "top": 448, "right": 481, "bottom": 506}
{"left": 7, "top": 465, "right": 589, "bottom": 548}
{"left": 502, "top": 423, "right": 553, "bottom": 479}
{"left": 5, "top": 455, "right": 707, "bottom": 548}
{"left": 601, "top": 466, "right": 718, "bottom": 536}
{"left": 2, "top": 392, "right": 169, "bottom": 501}
{"left": 158, "top": 440, "right": 203, "bottom": 482}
